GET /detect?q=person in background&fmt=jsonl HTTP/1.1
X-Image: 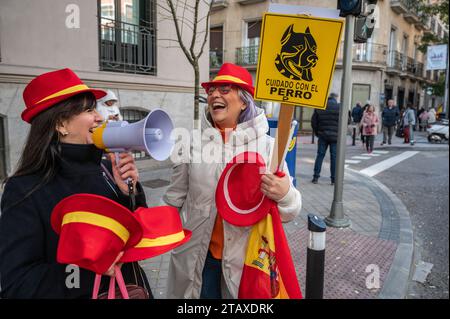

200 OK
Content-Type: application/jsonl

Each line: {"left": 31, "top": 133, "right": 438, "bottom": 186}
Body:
{"left": 381, "top": 99, "right": 400, "bottom": 145}
{"left": 403, "top": 102, "right": 416, "bottom": 145}
{"left": 96, "top": 90, "right": 123, "bottom": 122}
{"left": 419, "top": 108, "right": 429, "bottom": 132}
{"left": 359, "top": 103, "right": 370, "bottom": 147}
{"left": 311, "top": 93, "right": 340, "bottom": 185}
{"left": 428, "top": 107, "right": 437, "bottom": 125}
{"left": 351, "top": 101, "right": 363, "bottom": 142}
{"left": 361, "top": 104, "right": 379, "bottom": 154}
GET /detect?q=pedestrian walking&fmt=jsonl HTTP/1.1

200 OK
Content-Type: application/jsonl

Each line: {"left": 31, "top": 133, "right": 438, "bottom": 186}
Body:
{"left": 162, "top": 63, "right": 302, "bottom": 299}
{"left": 359, "top": 103, "right": 370, "bottom": 147}
{"left": 361, "top": 104, "right": 379, "bottom": 154}
{"left": 0, "top": 68, "right": 152, "bottom": 298}
{"left": 403, "top": 102, "right": 416, "bottom": 145}
{"left": 381, "top": 99, "right": 400, "bottom": 145}
{"left": 428, "top": 107, "right": 437, "bottom": 125}
{"left": 351, "top": 101, "right": 363, "bottom": 143}
{"left": 311, "top": 93, "right": 340, "bottom": 185}
{"left": 419, "top": 108, "right": 429, "bottom": 131}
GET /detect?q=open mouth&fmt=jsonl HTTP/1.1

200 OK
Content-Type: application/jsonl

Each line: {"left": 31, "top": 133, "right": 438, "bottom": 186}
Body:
{"left": 88, "top": 126, "right": 98, "bottom": 133}
{"left": 212, "top": 103, "right": 226, "bottom": 111}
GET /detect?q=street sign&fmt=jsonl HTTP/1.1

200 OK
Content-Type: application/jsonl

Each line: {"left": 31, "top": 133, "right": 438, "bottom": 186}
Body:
{"left": 255, "top": 13, "right": 344, "bottom": 109}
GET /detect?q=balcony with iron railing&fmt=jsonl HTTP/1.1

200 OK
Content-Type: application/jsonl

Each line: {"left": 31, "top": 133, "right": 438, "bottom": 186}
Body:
{"left": 211, "top": 0, "right": 229, "bottom": 11}
{"left": 403, "top": 0, "right": 420, "bottom": 24}
{"left": 337, "top": 42, "right": 388, "bottom": 68}
{"left": 403, "top": 56, "right": 416, "bottom": 75}
{"left": 236, "top": 45, "right": 259, "bottom": 66}
{"left": 415, "top": 62, "right": 424, "bottom": 78}
{"left": 210, "top": 50, "right": 224, "bottom": 69}
{"left": 390, "top": 0, "right": 408, "bottom": 14}
{"left": 99, "top": 17, "right": 156, "bottom": 75}
{"left": 386, "top": 50, "right": 403, "bottom": 74}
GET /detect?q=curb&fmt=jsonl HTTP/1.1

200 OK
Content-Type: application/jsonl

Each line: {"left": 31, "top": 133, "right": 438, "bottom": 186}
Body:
{"left": 347, "top": 168, "right": 414, "bottom": 299}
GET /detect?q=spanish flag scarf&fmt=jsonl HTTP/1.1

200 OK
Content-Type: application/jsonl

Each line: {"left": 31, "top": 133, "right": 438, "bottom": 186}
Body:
{"left": 238, "top": 202, "right": 302, "bottom": 299}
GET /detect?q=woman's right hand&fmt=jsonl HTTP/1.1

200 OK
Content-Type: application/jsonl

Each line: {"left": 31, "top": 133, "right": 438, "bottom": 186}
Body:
{"left": 103, "top": 251, "right": 124, "bottom": 277}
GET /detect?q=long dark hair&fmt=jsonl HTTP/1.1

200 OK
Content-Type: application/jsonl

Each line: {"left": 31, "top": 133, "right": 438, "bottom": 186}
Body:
{"left": 3, "top": 92, "right": 97, "bottom": 198}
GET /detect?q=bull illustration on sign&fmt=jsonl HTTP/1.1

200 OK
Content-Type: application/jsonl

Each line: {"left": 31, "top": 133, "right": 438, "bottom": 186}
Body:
{"left": 275, "top": 25, "right": 318, "bottom": 82}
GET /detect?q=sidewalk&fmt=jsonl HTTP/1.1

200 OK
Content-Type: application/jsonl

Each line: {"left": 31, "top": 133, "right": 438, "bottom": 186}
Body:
{"left": 138, "top": 135, "right": 417, "bottom": 299}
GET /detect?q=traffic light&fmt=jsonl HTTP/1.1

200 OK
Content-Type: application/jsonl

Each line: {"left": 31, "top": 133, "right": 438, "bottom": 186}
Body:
{"left": 354, "top": 0, "right": 377, "bottom": 43}
{"left": 354, "top": 16, "right": 375, "bottom": 43}
{"left": 337, "top": 0, "right": 363, "bottom": 17}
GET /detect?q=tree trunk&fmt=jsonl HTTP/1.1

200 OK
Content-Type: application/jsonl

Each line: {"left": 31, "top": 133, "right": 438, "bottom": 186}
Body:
{"left": 193, "top": 62, "right": 201, "bottom": 129}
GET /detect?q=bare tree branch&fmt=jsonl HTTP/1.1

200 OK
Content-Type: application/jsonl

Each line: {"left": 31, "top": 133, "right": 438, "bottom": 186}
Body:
{"left": 198, "top": 0, "right": 213, "bottom": 59}
{"left": 166, "top": 0, "right": 194, "bottom": 65}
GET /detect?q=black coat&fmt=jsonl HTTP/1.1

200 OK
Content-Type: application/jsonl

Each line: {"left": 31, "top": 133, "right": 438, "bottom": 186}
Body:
{"left": 311, "top": 97, "right": 340, "bottom": 143}
{"left": 351, "top": 105, "right": 363, "bottom": 123}
{"left": 381, "top": 106, "right": 400, "bottom": 127}
{"left": 0, "top": 143, "right": 150, "bottom": 298}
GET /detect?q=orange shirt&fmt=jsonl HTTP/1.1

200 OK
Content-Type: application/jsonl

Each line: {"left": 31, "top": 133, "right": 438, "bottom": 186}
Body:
{"left": 208, "top": 123, "right": 236, "bottom": 260}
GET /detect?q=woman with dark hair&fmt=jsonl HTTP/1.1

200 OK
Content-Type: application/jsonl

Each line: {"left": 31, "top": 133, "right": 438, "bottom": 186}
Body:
{"left": 163, "top": 63, "right": 302, "bottom": 299}
{"left": 0, "top": 68, "right": 151, "bottom": 298}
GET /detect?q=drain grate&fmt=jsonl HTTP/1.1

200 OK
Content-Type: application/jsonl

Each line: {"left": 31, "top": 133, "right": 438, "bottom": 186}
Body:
{"left": 141, "top": 179, "right": 170, "bottom": 189}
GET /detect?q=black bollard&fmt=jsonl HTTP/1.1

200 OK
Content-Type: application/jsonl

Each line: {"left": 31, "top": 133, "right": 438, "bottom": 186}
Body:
{"left": 305, "top": 214, "right": 326, "bottom": 299}
{"left": 352, "top": 127, "right": 356, "bottom": 145}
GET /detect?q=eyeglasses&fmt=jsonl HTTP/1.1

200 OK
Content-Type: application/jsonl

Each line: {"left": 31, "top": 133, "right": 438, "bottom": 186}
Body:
{"left": 207, "top": 84, "right": 233, "bottom": 96}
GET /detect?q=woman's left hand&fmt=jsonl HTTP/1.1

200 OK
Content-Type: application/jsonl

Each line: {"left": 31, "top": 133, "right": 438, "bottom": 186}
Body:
{"left": 108, "top": 152, "right": 139, "bottom": 195}
{"left": 260, "top": 173, "right": 290, "bottom": 202}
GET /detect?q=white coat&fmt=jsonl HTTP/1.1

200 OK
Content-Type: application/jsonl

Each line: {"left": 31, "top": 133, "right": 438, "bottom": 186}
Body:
{"left": 163, "top": 107, "right": 302, "bottom": 299}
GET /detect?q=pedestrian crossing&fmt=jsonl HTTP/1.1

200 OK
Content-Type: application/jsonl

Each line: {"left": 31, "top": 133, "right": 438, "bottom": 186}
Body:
{"left": 345, "top": 150, "right": 419, "bottom": 177}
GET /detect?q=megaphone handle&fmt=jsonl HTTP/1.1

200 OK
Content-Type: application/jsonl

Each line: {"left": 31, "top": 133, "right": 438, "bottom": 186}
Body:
{"left": 114, "top": 152, "right": 136, "bottom": 211}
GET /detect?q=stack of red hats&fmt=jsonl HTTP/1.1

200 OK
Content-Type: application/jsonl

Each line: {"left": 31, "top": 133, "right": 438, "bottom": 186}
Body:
{"left": 51, "top": 194, "right": 191, "bottom": 274}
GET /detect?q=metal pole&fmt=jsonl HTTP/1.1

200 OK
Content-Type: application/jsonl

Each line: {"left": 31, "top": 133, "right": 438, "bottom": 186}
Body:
{"left": 325, "top": 15, "right": 353, "bottom": 228}
{"left": 444, "top": 44, "right": 449, "bottom": 120}
{"left": 305, "top": 214, "right": 326, "bottom": 299}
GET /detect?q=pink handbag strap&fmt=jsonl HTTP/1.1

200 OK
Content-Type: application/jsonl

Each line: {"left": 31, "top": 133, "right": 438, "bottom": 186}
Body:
{"left": 91, "top": 266, "right": 130, "bottom": 299}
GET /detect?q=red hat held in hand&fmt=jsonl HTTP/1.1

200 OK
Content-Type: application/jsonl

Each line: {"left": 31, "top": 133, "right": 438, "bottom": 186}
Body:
{"left": 22, "top": 68, "right": 106, "bottom": 123}
{"left": 120, "top": 206, "right": 192, "bottom": 263}
{"left": 201, "top": 63, "right": 255, "bottom": 96}
{"left": 51, "top": 194, "right": 142, "bottom": 274}
{"left": 215, "top": 151, "right": 273, "bottom": 227}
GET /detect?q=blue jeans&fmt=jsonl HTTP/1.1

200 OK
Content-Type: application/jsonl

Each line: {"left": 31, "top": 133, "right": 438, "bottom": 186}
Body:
{"left": 200, "top": 251, "right": 222, "bottom": 299}
{"left": 313, "top": 137, "right": 337, "bottom": 181}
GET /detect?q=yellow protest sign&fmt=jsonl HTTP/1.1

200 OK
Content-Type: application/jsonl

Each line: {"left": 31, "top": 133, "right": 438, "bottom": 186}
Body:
{"left": 255, "top": 13, "right": 344, "bottom": 109}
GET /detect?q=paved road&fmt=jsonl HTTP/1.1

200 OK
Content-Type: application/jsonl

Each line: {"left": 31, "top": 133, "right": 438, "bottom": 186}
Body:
{"left": 302, "top": 131, "right": 449, "bottom": 299}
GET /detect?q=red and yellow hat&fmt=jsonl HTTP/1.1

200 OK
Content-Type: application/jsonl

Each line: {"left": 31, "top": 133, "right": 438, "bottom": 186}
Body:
{"left": 51, "top": 194, "right": 142, "bottom": 274}
{"left": 120, "top": 206, "right": 192, "bottom": 262}
{"left": 22, "top": 68, "right": 106, "bottom": 123}
{"left": 201, "top": 63, "right": 255, "bottom": 96}
{"left": 215, "top": 152, "right": 273, "bottom": 227}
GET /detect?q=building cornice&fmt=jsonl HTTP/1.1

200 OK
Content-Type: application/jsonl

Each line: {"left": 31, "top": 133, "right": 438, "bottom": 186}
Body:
{"left": 0, "top": 72, "right": 195, "bottom": 93}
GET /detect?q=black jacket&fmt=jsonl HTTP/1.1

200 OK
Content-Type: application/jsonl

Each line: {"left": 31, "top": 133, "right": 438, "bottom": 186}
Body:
{"left": 311, "top": 97, "right": 340, "bottom": 143}
{"left": 0, "top": 143, "right": 150, "bottom": 298}
{"left": 381, "top": 106, "right": 400, "bottom": 127}
{"left": 351, "top": 105, "right": 363, "bottom": 123}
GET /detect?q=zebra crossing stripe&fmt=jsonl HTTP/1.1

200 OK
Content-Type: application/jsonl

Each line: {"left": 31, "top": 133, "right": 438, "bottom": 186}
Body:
{"left": 345, "top": 160, "right": 361, "bottom": 164}
{"left": 352, "top": 156, "right": 371, "bottom": 160}
{"left": 372, "top": 150, "right": 389, "bottom": 154}
{"left": 360, "top": 151, "right": 419, "bottom": 177}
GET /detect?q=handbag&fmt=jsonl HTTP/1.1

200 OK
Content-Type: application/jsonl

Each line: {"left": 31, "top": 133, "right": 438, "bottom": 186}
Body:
{"left": 93, "top": 263, "right": 150, "bottom": 299}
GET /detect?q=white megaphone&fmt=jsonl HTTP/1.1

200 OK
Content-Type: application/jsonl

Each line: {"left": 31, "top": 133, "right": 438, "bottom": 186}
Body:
{"left": 92, "top": 108, "right": 174, "bottom": 161}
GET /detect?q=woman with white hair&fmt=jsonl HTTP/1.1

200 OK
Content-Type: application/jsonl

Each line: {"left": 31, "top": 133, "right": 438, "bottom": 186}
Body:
{"left": 163, "top": 63, "right": 302, "bottom": 299}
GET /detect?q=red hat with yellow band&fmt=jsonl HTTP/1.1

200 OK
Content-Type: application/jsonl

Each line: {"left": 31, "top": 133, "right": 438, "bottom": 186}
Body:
{"left": 120, "top": 206, "right": 192, "bottom": 262}
{"left": 22, "top": 68, "right": 106, "bottom": 123}
{"left": 201, "top": 63, "right": 255, "bottom": 96}
{"left": 51, "top": 194, "right": 142, "bottom": 274}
